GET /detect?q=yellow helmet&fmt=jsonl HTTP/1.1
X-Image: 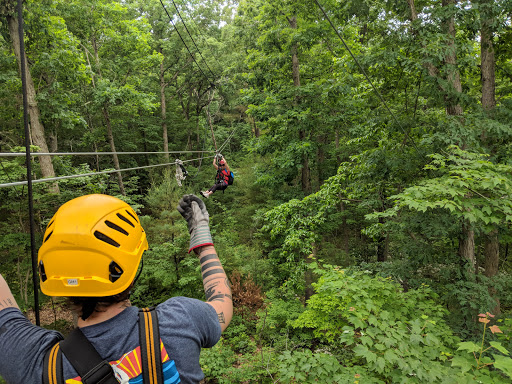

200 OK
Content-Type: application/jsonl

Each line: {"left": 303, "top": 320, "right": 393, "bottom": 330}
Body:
{"left": 38, "top": 194, "right": 148, "bottom": 297}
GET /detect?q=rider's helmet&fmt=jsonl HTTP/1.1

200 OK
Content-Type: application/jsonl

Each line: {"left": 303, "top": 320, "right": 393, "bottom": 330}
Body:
{"left": 38, "top": 194, "right": 148, "bottom": 297}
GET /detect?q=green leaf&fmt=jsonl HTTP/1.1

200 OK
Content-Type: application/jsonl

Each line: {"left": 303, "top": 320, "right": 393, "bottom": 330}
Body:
{"left": 493, "top": 355, "right": 512, "bottom": 378}
{"left": 451, "top": 355, "right": 474, "bottom": 373}
{"left": 457, "top": 341, "right": 480, "bottom": 353}
{"left": 490, "top": 341, "right": 509, "bottom": 355}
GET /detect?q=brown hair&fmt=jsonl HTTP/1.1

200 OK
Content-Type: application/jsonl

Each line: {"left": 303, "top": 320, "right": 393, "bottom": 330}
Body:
{"left": 68, "top": 284, "right": 133, "bottom": 320}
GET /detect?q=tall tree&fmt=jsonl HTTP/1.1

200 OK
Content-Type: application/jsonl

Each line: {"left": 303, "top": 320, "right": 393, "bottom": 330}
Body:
{"left": 1, "top": 0, "right": 59, "bottom": 193}
{"left": 479, "top": 0, "right": 499, "bottom": 313}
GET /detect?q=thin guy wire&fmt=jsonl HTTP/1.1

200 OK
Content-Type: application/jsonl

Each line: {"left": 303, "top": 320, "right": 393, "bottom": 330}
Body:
{"left": 313, "top": 0, "right": 418, "bottom": 151}
{"left": 159, "top": 0, "right": 215, "bottom": 86}
{"left": 17, "top": 0, "right": 40, "bottom": 326}
{"left": 0, "top": 156, "right": 215, "bottom": 189}
{"left": 170, "top": 0, "right": 217, "bottom": 80}
{"left": 0, "top": 150, "right": 215, "bottom": 157}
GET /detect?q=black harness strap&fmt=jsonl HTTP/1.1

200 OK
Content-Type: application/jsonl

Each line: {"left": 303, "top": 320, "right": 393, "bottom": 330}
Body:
{"left": 138, "top": 307, "right": 164, "bottom": 384}
{"left": 43, "top": 342, "right": 64, "bottom": 384}
{"left": 59, "top": 328, "right": 119, "bottom": 384}
{"left": 43, "top": 309, "right": 164, "bottom": 384}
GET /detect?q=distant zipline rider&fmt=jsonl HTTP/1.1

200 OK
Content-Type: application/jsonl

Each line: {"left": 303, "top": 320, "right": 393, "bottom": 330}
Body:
{"left": 200, "top": 154, "right": 233, "bottom": 198}
{"left": 0, "top": 194, "right": 232, "bottom": 384}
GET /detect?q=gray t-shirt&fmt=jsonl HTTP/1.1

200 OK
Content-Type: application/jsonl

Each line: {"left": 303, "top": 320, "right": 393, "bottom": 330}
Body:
{"left": 0, "top": 296, "right": 221, "bottom": 384}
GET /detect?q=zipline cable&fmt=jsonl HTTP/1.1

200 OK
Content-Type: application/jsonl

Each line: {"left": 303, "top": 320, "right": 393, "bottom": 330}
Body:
{"left": 206, "top": 90, "right": 219, "bottom": 152}
{"left": 17, "top": 0, "right": 40, "bottom": 326}
{"left": 159, "top": 0, "right": 215, "bottom": 86}
{"left": 0, "top": 150, "right": 215, "bottom": 157}
{"left": 313, "top": 0, "right": 418, "bottom": 151}
{"left": 175, "top": 0, "right": 224, "bottom": 73}
{"left": 190, "top": 122, "right": 210, "bottom": 179}
{"left": 170, "top": 0, "right": 217, "bottom": 80}
{"left": 0, "top": 156, "right": 215, "bottom": 189}
{"left": 217, "top": 123, "right": 243, "bottom": 154}
{"left": 0, "top": 160, "right": 23, "bottom": 199}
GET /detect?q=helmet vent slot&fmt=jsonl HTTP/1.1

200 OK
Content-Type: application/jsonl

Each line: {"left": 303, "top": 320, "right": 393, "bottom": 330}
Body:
{"left": 105, "top": 220, "right": 128, "bottom": 235}
{"left": 39, "top": 261, "right": 47, "bottom": 282}
{"left": 125, "top": 210, "right": 139, "bottom": 223}
{"left": 116, "top": 213, "right": 135, "bottom": 228}
{"left": 94, "top": 231, "right": 120, "bottom": 248}
{"left": 44, "top": 231, "right": 53, "bottom": 243}
{"left": 109, "top": 261, "right": 123, "bottom": 282}
{"left": 47, "top": 220, "right": 54, "bottom": 229}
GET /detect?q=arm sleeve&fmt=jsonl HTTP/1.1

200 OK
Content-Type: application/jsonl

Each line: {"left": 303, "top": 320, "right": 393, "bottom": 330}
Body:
{"left": 0, "top": 308, "right": 63, "bottom": 384}
{"left": 157, "top": 297, "right": 221, "bottom": 348}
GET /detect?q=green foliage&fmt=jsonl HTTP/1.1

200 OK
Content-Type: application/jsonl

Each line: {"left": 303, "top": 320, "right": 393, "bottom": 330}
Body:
{"left": 368, "top": 146, "right": 512, "bottom": 231}
{"left": 256, "top": 290, "right": 307, "bottom": 351}
{"left": 201, "top": 340, "right": 276, "bottom": 384}
{"left": 277, "top": 349, "right": 381, "bottom": 384}
{"left": 453, "top": 312, "right": 512, "bottom": 381}
{"left": 292, "top": 264, "right": 460, "bottom": 382}
{"left": 221, "top": 315, "right": 257, "bottom": 354}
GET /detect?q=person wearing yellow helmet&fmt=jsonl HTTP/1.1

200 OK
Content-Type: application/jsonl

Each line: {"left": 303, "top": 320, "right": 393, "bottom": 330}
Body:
{"left": 0, "top": 193, "right": 232, "bottom": 384}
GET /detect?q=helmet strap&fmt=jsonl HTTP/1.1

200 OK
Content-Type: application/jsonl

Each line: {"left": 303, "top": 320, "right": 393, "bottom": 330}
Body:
{"left": 132, "top": 257, "right": 144, "bottom": 287}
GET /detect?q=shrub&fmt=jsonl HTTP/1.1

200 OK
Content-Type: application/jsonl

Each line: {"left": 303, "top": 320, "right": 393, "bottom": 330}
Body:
{"left": 292, "top": 264, "right": 461, "bottom": 382}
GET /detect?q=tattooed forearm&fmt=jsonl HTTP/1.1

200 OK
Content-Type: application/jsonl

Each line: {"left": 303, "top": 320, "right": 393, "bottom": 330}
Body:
{"left": 196, "top": 247, "right": 232, "bottom": 331}
{"left": 199, "top": 253, "right": 218, "bottom": 264}
{"left": 202, "top": 268, "right": 225, "bottom": 280}
{"left": 208, "top": 294, "right": 233, "bottom": 302}
{"left": 204, "top": 280, "right": 232, "bottom": 302}
{"left": 204, "top": 281, "right": 220, "bottom": 301}
{"left": 201, "top": 260, "right": 222, "bottom": 273}
{"left": 0, "top": 274, "right": 19, "bottom": 311}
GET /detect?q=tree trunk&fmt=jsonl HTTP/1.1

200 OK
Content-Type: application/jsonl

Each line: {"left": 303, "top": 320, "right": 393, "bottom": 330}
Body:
{"left": 441, "top": 0, "right": 464, "bottom": 116}
{"left": 480, "top": 0, "right": 499, "bottom": 313}
{"left": 7, "top": 14, "right": 59, "bottom": 193}
{"left": 102, "top": 107, "right": 125, "bottom": 196}
{"left": 480, "top": 0, "right": 496, "bottom": 114}
{"left": 459, "top": 221, "right": 476, "bottom": 275}
{"left": 251, "top": 116, "right": 259, "bottom": 138}
{"left": 91, "top": 33, "right": 124, "bottom": 195}
{"left": 317, "top": 135, "right": 326, "bottom": 190}
{"left": 289, "top": 16, "right": 311, "bottom": 194}
{"left": 158, "top": 47, "right": 169, "bottom": 163}
{"left": 305, "top": 248, "right": 315, "bottom": 304}
{"left": 377, "top": 217, "right": 388, "bottom": 262}
{"left": 484, "top": 230, "right": 499, "bottom": 278}
{"left": 439, "top": 0, "right": 477, "bottom": 269}
{"left": 484, "top": 230, "right": 500, "bottom": 315}
{"left": 340, "top": 201, "right": 349, "bottom": 262}
{"left": 48, "top": 129, "right": 58, "bottom": 153}
{"left": 335, "top": 130, "right": 341, "bottom": 165}
{"left": 160, "top": 48, "right": 169, "bottom": 164}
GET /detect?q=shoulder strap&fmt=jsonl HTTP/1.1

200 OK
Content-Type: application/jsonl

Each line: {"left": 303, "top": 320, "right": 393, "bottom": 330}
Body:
{"left": 43, "top": 343, "right": 64, "bottom": 384}
{"left": 59, "top": 328, "right": 119, "bottom": 384}
{"left": 139, "top": 307, "right": 164, "bottom": 384}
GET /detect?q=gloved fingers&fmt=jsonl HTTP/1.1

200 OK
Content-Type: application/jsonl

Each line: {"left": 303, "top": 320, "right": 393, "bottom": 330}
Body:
{"left": 188, "top": 194, "right": 205, "bottom": 209}
{"left": 177, "top": 194, "right": 194, "bottom": 217}
{"left": 191, "top": 201, "right": 207, "bottom": 221}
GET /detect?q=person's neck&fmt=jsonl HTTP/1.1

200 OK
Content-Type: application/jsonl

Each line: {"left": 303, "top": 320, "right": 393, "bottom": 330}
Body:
{"left": 77, "top": 301, "right": 130, "bottom": 327}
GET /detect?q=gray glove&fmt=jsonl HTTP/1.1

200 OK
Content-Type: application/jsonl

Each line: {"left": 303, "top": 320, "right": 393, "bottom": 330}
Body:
{"left": 177, "top": 194, "right": 213, "bottom": 253}
{"left": 216, "top": 153, "right": 223, "bottom": 161}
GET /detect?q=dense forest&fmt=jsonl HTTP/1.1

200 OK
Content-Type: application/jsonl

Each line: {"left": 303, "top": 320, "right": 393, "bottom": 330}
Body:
{"left": 1, "top": 0, "right": 512, "bottom": 382}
